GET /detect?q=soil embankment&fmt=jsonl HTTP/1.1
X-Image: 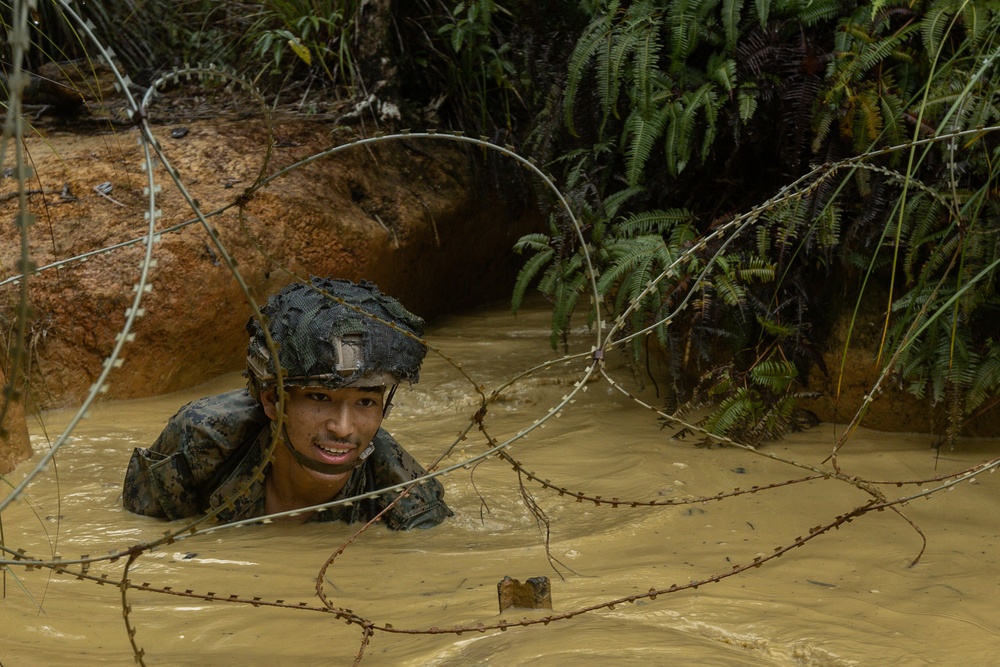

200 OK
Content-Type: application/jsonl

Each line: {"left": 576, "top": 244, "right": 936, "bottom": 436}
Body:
{"left": 0, "top": 118, "right": 539, "bottom": 415}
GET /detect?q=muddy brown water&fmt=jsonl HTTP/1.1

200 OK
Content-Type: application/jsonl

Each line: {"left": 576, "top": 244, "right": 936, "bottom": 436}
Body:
{"left": 2, "top": 299, "right": 998, "bottom": 665}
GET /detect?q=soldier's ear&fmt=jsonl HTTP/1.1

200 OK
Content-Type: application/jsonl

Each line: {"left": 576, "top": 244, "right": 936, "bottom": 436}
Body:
{"left": 261, "top": 388, "right": 279, "bottom": 420}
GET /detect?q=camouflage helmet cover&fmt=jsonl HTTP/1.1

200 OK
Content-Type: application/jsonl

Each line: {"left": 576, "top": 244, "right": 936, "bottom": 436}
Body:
{"left": 245, "top": 277, "right": 426, "bottom": 392}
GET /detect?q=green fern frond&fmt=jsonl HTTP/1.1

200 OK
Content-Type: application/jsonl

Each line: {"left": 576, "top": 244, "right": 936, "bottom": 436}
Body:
{"left": 749, "top": 394, "right": 796, "bottom": 443}
{"left": 771, "top": 199, "right": 810, "bottom": 249}
{"left": 754, "top": 0, "right": 771, "bottom": 28}
{"left": 621, "top": 254, "right": 659, "bottom": 310}
{"left": 856, "top": 23, "right": 919, "bottom": 74}
{"left": 812, "top": 107, "right": 837, "bottom": 152}
{"left": 618, "top": 208, "right": 696, "bottom": 236}
{"left": 722, "top": 0, "right": 745, "bottom": 51}
{"left": 877, "top": 86, "right": 906, "bottom": 145}
{"left": 631, "top": 4, "right": 663, "bottom": 111}
{"left": 624, "top": 104, "right": 669, "bottom": 186}
{"left": 749, "top": 358, "right": 798, "bottom": 392}
{"left": 666, "top": 0, "right": 696, "bottom": 67}
{"left": 738, "top": 89, "right": 758, "bottom": 122}
{"left": 511, "top": 244, "right": 554, "bottom": 313}
{"left": 513, "top": 232, "right": 555, "bottom": 253}
{"left": 919, "top": 232, "right": 962, "bottom": 280}
{"left": 964, "top": 91, "right": 1000, "bottom": 131}
{"left": 734, "top": 255, "right": 776, "bottom": 282}
{"left": 597, "top": 235, "right": 669, "bottom": 294}
{"left": 698, "top": 95, "right": 721, "bottom": 162}
{"left": 712, "top": 271, "right": 746, "bottom": 307}
{"left": 967, "top": 348, "right": 1000, "bottom": 411}
{"left": 602, "top": 22, "right": 639, "bottom": 121}
{"left": 797, "top": 0, "right": 841, "bottom": 26}
{"left": 564, "top": 5, "right": 618, "bottom": 136}
{"left": 962, "top": 1, "right": 993, "bottom": 48}
{"left": 815, "top": 204, "right": 842, "bottom": 248}
{"left": 922, "top": 1, "right": 959, "bottom": 59}
{"left": 536, "top": 249, "right": 583, "bottom": 298}
{"left": 756, "top": 314, "right": 798, "bottom": 338}
{"left": 756, "top": 225, "right": 772, "bottom": 258}
{"left": 602, "top": 186, "right": 646, "bottom": 219}
{"left": 550, "top": 270, "right": 588, "bottom": 349}
{"left": 844, "top": 86, "right": 884, "bottom": 148}
{"left": 705, "top": 386, "right": 758, "bottom": 435}
{"left": 664, "top": 83, "right": 718, "bottom": 175}
{"left": 707, "top": 53, "right": 737, "bottom": 92}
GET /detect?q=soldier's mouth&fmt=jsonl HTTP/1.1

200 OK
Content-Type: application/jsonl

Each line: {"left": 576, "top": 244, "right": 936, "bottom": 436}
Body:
{"left": 313, "top": 441, "right": 358, "bottom": 464}
{"left": 317, "top": 443, "right": 354, "bottom": 455}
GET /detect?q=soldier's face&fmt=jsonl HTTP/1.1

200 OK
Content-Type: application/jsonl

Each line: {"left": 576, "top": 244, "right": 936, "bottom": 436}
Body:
{"left": 262, "top": 385, "right": 385, "bottom": 472}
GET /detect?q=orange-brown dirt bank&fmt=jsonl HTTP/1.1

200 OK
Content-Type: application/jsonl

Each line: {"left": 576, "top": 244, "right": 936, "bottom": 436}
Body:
{"left": 0, "top": 118, "right": 539, "bottom": 419}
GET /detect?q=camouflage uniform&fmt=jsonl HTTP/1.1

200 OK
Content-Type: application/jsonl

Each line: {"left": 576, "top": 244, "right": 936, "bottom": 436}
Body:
{"left": 123, "top": 388, "right": 452, "bottom": 529}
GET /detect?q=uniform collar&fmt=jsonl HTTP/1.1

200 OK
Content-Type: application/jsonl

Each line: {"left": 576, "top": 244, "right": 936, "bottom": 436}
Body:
{"left": 207, "top": 427, "right": 371, "bottom": 524}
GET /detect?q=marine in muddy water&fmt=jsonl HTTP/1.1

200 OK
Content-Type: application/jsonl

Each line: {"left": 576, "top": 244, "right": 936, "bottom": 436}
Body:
{"left": 122, "top": 277, "right": 452, "bottom": 529}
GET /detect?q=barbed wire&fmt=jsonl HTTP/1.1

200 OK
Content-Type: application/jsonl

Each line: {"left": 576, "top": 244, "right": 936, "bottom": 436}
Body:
{"left": 1, "top": 1, "right": 998, "bottom": 664}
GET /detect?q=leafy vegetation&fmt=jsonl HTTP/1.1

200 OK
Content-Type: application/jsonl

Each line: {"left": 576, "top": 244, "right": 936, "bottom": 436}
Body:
{"left": 245, "top": 0, "right": 362, "bottom": 93}
{"left": 512, "top": 0, "right": 1000, "bottom": 446}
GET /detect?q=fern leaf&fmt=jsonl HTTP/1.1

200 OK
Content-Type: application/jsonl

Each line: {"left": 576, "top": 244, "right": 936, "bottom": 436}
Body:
{"left": 618, "top": 208, "right": 696, "bottom": 236}
{"left": 632, "top": 4, "right": 663, "bottom": 112}
{"left": 738, "top": 89, "right": 758, "bottom": 122}
{"left": 603, "top": 23, "right": 640, "bottom": 121}
{"left": 624, "top": 104, "right": 669, "bottom": 186}
{"left": 722, "top": 0, "right": 745, "bottom": 51}
{"left": 707, "top": 53, "right": 737, "bottom": 93}
{"left": 754, "top": 0, "right": 771, "bottom": 28}
{"left": 602, "top": 186, "right": 645, "bottom": 219}
{"left": 564, "top": 7, "right": 618, "bottom": 136}
{"left": 922, "top": 1, "right": 957, "bottom": 59}
{"left": 706, "top": 387, "right": 758, "bottom": 436}
{"left": 798, "top": 0, "right": 841, "bottom": 26}
{"left": 756, "top": 314, "right": 798, "bottom": 338}
{"left": 858, "top": 23, "right": 920, "bottom": 75}
{"left": 750, "top": 358, "right": 798, "bottom": 392}
{"left": 511, "top": 246, "right": 554, "bottom": 313}
{"left": 713, "top": 270, "right": 746, "bottom": 307}
{"left": 513, "top": 233, "right": 555, "bottom": 253}
{"left": 967, "top": 351, "right": 1000, "bottom": 412}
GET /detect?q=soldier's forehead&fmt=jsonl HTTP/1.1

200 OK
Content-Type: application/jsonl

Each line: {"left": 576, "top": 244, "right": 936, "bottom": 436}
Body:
{"left": 288, "top": 385, "right": 384, "bottom": 394}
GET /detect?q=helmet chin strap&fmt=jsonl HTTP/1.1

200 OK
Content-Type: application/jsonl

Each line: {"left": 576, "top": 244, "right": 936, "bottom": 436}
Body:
{"left": 383, "top": 384, "right": 398, "bottom": 418}
{"left": 280, "top": 425, "right": 375, "bottom": 475}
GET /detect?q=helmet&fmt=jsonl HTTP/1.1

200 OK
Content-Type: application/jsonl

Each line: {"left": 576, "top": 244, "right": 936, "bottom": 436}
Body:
{"left": 245, "top": 277, "right": 426, "bottom": 396}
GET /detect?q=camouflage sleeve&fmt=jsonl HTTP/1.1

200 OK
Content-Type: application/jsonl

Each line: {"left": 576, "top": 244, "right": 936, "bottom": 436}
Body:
{"left": 123, "top": 392, "right": 258, "bottom": 520}
{"left": 122, "top": 414, "right": 204, "bottom": 519}
{"left": 368, "top": 430, "right": 453, "bottom": 530}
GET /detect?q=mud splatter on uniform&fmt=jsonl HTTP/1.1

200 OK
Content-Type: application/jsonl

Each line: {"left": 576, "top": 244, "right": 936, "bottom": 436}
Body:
{"left": 123, "top": 389, "right": 452, "bottom": 529}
